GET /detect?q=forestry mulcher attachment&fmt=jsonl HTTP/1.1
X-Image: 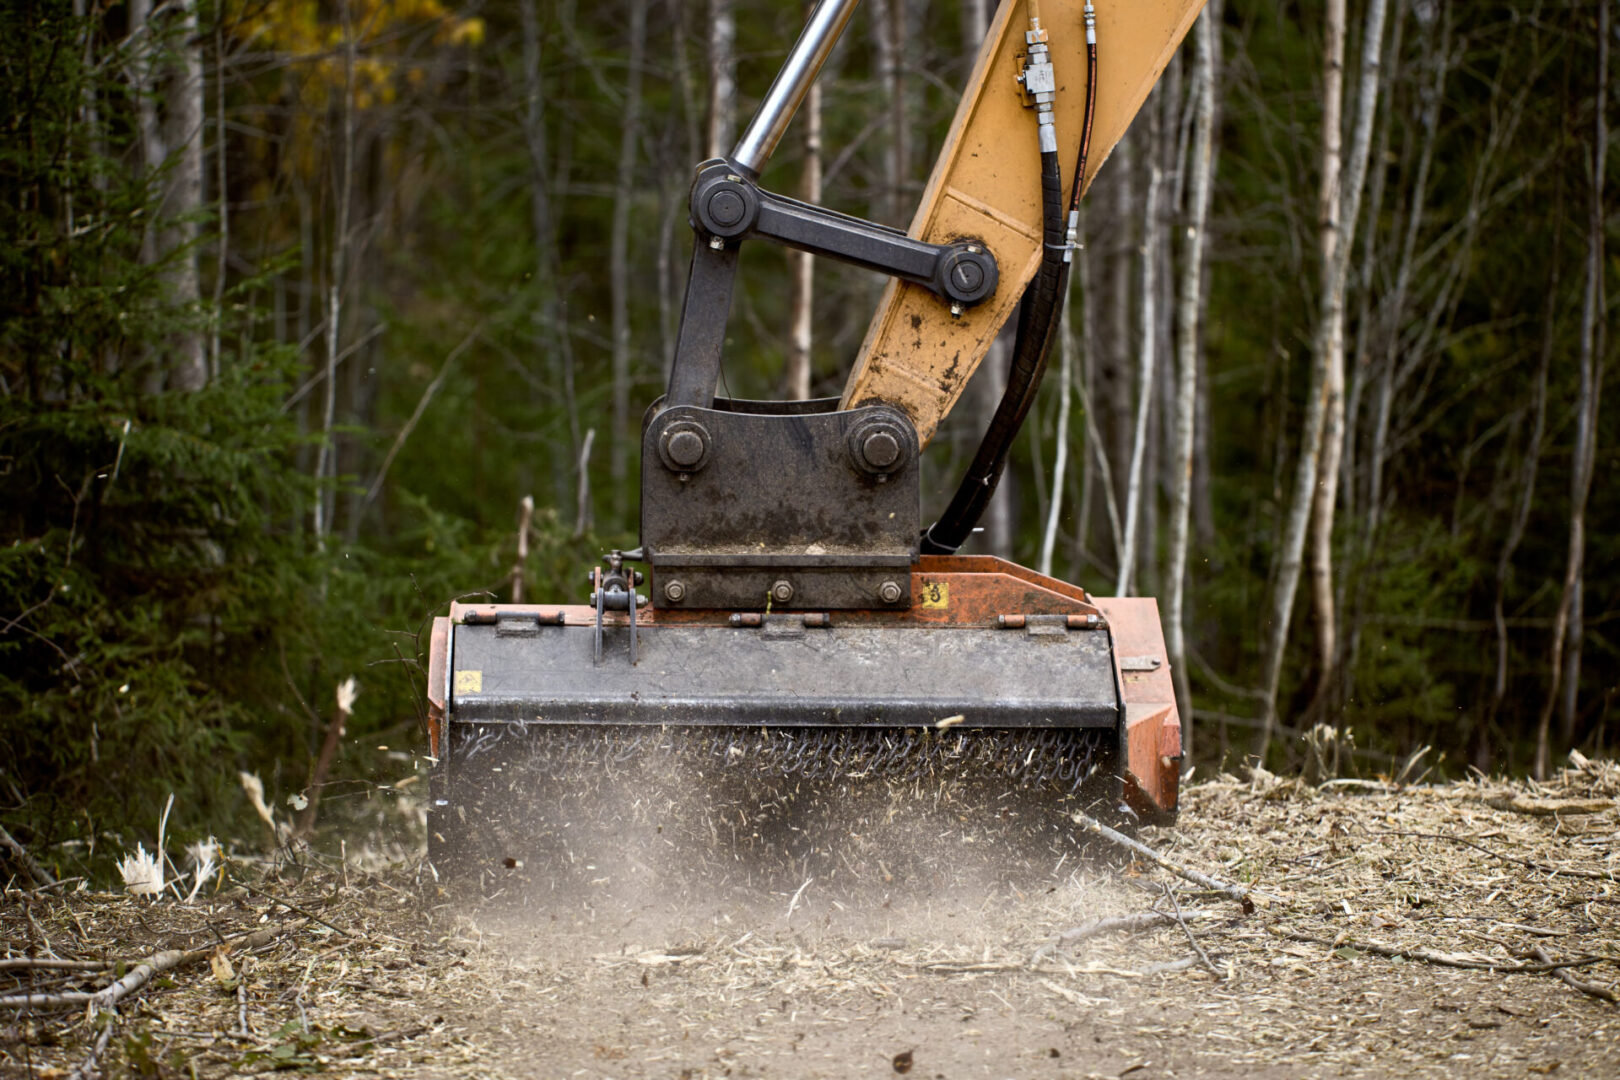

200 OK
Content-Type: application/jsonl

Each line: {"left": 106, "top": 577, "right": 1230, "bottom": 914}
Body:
{"left": 426, "top": 0, "right": 1201, "bottom": 880}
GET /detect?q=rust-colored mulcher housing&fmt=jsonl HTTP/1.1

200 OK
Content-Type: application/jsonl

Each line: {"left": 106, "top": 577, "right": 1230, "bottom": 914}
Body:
{"left": 426, "top": 556, "right": 1181, "bottom": 847}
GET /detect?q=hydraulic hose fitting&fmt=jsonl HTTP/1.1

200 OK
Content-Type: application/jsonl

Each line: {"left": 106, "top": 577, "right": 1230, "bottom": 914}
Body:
{"left": 1019, "top": 20, "right": 1059, "bottom": 154}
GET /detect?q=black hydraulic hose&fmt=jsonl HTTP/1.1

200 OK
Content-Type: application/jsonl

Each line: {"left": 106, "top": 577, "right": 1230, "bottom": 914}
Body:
{"left": 920, "top": 149, "right": 1066, "bottom": 555}
{"left": 920, "top": 18, "right": 1098, "bottom": 557}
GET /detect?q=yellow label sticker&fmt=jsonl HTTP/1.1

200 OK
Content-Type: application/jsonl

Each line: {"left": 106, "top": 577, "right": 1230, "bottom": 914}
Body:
{"left": 917, "top": 580, "right": 949, "bottom": 609}
{"left": 454, "top": 670, "right": 482, "bottom": 694}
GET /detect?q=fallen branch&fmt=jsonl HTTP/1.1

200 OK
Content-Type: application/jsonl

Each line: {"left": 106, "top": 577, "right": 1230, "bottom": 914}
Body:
{"left": 1274, "top": 929, "right": 1609, "bottom": 973}
{"left": 1532, "top": 945, "right": 1620, "bottom": 1004}
{"left": 0, "top": 823, "right": 55, "bottom": 889}
{"left": 0, "top": 958, "right": 112, "bottom": 972}
{"left": 1073, "top": 812, "right": 1263, "bottom": 909}
{"left": 0, "top": 925, "right": 287, "bottom": 1011}
{"left": 921, "top": 958, "right": 1196, "bottom": 978}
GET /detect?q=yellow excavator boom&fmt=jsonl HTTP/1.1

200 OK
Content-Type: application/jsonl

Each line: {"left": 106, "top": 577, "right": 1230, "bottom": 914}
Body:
{"left": 840, "top": 0, "right": 1207, "bottom": 446}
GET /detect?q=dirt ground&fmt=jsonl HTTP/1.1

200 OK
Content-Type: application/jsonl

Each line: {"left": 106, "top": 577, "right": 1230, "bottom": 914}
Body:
{"left": 4, "top": 755, "right": 1617, "bottom": 1080}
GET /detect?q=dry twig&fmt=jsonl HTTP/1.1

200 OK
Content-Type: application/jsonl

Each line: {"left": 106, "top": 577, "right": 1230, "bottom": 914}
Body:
{"left": 1274, "top": 929, "right": 1610, "bottom": 973}
{"left": 1531, "top": 945, "right": 1620, "bottom": 1004}
{"left": 1163, "top": 886, "right": 1221, "bottom": 978}
{"left": 1073, "top": 812, "right": 1263, "bottom": 908}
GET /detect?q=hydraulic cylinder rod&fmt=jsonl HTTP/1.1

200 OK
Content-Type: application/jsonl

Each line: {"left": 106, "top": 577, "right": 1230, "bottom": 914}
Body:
{"left": 731, "top": 0, "right": 861, "bottom": 175}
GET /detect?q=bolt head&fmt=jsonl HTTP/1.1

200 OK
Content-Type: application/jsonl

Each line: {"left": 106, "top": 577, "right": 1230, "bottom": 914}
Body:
{"left": 951, "top": 261, "right": 984, "bottom": 293}
{"left": 771, "top": 580, "right": 794, "bottom": 604}
{"left": 878, "top": 580, "right": 904, "bottom": 604}
{"left": 666, "top": 429, "right": 705, "bottom": 467}
{"left": 708, "top": 189, "right": 746, "bottom": 226}
{"left": 861, "top": 431, "right": 901, "bottom": 470}
{"left": 663, "top": 579, "right": 686, "bottom": 603}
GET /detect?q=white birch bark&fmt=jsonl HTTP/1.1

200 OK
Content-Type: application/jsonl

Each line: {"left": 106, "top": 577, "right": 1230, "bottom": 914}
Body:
{"left": 1116, "top": 139, "right": 1162, "bottom": 598}
{"left": 870, "top": 0, "right": 908, "bottom": 225}
{"left": 1165, "top": 2, "right": 1219, "bottom": 746}
{"left": 165, "top": 0, "right": 205, "bottom": 391}
{"left": 1306, "top": 0, "right": 1389, "bottom": 718}
{"left": 786, "top": 1, "right": 822, "bottom": 402}
{"left": 1039, "top": 298, "right": 1076, "bottom": 577}
{"left": 313, "top": 0, "right": 355, "bottom": 548}
{"left": 1255, "top": 0, "right": 1346, "bottom": 751}
{"left": 706, "top": 0, "right": 736, "bottom": 159}
{"left": 1536, "top": 3, "right": 1608, "bottom": 777}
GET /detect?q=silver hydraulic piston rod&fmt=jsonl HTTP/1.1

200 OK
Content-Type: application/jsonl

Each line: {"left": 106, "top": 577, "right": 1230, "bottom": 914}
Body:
{"left": 730, "top": 0, "right": 861, "bottom": 175}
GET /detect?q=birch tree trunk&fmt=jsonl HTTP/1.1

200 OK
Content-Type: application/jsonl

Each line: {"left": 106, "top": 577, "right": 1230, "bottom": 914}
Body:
{"left": 786, "top": 0, "right": 822, "bottom": 402}
{"left": 1116, "top": 110, "right": 1162, "bottom": 599}
{"left": 313, "top": 0, "right": 356, "bottom": 549}
{"left": 1489, "top": 302, "right": 1552, "bottom": 747}
{"left": 1039, "top": 297, "right": 1076, "bottom": 577}
{"left": 1165, "top": 1, "right": 1219, "bottom": 748}
{"left": 129, "top": 0, "right": 206, "bottom": 391}
{"left": 129, "top": 0, "right": 164, "bottom": 245}
{"left": 1306, "top": 0, "right": 1389, "bottom": 719}
{"left": 1106, "top": 135, "right": 1136, "bottom": 576}
{"left": 1075, "top": 208, "right": 1101, "bottom": 568}
{"left": 706, "top": 0, "right": 736, "bottom": 159}
{"left": 1255, "top": 0, "right": 1346, "bottom": 752}
{"left": 610, "top": 0, "right": 649, "bottom": 522}
{"left": 1536, "top": 3, "right": 1608, "bottom": 777}
{"left": 871, "top": 0, "right": 908, "bottom": 225}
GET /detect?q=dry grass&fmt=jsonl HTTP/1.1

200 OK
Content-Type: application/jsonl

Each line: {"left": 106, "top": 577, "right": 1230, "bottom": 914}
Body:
{"left": 3, "top": 754, "right": 1616, "bottom": 1079}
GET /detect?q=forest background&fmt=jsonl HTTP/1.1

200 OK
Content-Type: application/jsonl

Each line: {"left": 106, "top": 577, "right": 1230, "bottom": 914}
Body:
{"left": 2, "top": 0, "right": 1615, "bottom": 876}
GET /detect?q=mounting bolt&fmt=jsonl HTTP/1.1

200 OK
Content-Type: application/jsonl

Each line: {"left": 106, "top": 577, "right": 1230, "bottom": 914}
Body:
{"left": 878, "top": 580, "right": 904, "bottom": 604}
{"left": 950, "top": 260, "right": 984, "bottom": 294}
{"left": 708, "top": 235, "right": 725, "bottom": 250}
{"left": 860, "top": 431, "right": 901, "bottom": 470}
{"left": 706, "top": 189, "right": 746, "bottom": 227}
{"left": 771, "top": 579, "right": 795, "bottom": 604}
{"left": 950, "top": 302, "right": 963, "bottom": 318}
{"left": 666, "top": 429, "right": 705, "bottom": 468}
{"left": 663, "top": 579, "right": 686, "bottom": 603}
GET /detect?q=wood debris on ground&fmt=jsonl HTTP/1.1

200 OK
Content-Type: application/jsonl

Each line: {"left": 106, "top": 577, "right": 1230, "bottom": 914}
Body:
{"left": 1, "top": 753, "right": 1615, "bottom": 1078}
